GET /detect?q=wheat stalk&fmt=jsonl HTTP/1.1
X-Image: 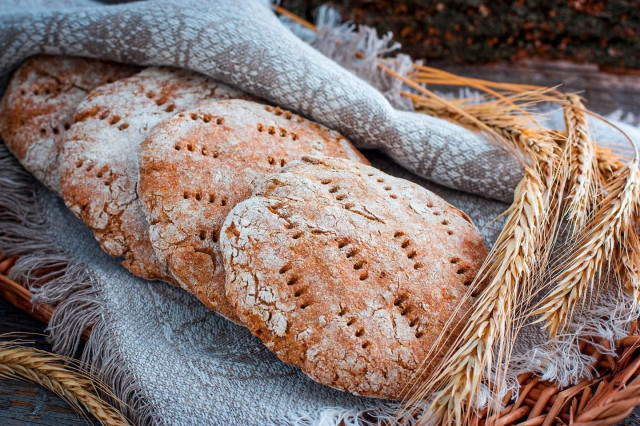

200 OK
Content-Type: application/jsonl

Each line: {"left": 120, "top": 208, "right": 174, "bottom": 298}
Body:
{"left": 533, "top": 161, "right": 640, "bottom": 337}
{"left": 398, "top": 38, "right": 638, "bottom": 424}
{"left": 563, "top": 95, "right": 599, "bottom": 230}
{"left": 0, "top": 340, "right": 129, "bottom": 425}
{"left": 413, "top": 93, "right": 625, "bottom": 189}
{"left": 405, "top": 89, "right": 564, "bottom": 425}
{"left": 407, "top": 168, "right": 546, "bottom": 424}
{"left": 410, "top": 63, "right": 564, "bottom": 100}
{"left": 410, "top": 92, "right": 558, "bottom": 165}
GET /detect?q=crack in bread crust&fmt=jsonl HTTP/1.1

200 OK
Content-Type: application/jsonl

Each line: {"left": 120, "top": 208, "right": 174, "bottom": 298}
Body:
{"left": 138, "top": 99, "right": 368, "bottom": 323}
{"left": 221, "top": 156, "right": 488, "bottom": 399}
{"left": 0, "top": 55, "right": 137, "bottom": 195}
{"left": 59, "top": 67, "right": 248, "bottom": 282}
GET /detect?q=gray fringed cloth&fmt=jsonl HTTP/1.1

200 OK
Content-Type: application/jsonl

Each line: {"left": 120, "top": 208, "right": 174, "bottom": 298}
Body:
{"left": 1, "top": 0, "right": 640, "bottom": 424}
{"left": 1, "top": 0, "right": 523, "bottom": 202}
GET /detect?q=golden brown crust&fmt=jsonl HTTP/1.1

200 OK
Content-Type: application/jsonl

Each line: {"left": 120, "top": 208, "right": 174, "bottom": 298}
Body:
{"left": 220, "top": 156, "right": 487, "bottom": 399}
{"left": 138, "top": 100, "right": 368, "bottom": 323}
{"left": 0, "top": 55, "right": 137, "bottom": 195}
{"left": 59, "top": 67, "right": 248, "bottom": 282}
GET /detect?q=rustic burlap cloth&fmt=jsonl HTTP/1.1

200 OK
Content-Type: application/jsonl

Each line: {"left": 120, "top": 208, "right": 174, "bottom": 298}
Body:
{"left": 1, "top": 0, "right": 640, "bottom": 424}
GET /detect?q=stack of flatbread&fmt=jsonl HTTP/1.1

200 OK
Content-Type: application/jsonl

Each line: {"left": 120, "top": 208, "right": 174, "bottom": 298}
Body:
{"left": 0, "top": 56, "right": 488, "bottom": 400}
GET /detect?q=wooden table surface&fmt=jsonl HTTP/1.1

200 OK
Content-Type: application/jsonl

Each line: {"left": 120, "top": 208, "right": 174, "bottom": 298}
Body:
{"left": 0, "top": 60, "right": 638, "bottom": 425}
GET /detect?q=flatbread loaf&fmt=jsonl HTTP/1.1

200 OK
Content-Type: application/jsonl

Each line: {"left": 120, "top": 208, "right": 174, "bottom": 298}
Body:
{"left": 0, "top": 55, "right": 136, "bottom": 195}
{"left": 138, "top": 99, "right": 368, "bottom": 323}
{"left": 220, "top": 156, "right": 487, "bottom": 399}
{"left": 60, "top": 67, "right": 248, "bottom": 281}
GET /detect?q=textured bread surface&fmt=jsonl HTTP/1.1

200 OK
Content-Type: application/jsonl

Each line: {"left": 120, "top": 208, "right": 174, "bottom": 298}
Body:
{"left": 60, "top": 67, "right": 247, "bottom": 281}
{"left": 220, "top": 156, "right": 487, "bottom": 399}
{"left": 138, "top": 99, "right": 368, "bottom": 323}
{"left": 0, "top": 55, "right": 136, "bottom": 195}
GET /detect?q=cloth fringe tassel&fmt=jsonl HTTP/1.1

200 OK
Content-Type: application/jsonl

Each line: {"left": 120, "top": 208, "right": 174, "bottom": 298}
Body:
{"left": 0, "top": 144, "right": 160, "bottom": 425}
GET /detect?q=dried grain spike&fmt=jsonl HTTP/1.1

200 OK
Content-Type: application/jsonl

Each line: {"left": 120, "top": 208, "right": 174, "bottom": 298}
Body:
{"left": 0, "top": 339, "right": 129, "bottom": 425}
{"left": 563, "top": 95, "right": 598, "bottom": 230}
{"left": 533, "top": 161, "right": 640, "bottom": 337}
{"left": 414, "top": 167, "right": 545, "bottom": 424}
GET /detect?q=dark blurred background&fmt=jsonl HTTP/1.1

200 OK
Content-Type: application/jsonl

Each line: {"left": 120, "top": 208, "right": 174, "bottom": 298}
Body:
{"left": 282, "top": 0, "right": 640, "bottom": 71}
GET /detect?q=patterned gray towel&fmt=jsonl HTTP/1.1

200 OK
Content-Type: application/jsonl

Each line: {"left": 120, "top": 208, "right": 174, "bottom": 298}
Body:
{"left": 0, "top": 0, "right": 523, "bottom": 203}
{"left": 0, "top": 145, "right": 507, "bottom": 424}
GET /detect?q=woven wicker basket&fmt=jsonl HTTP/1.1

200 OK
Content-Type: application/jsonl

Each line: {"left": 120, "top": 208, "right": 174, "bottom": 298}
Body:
{"left": 1, "top": 252, "right": 639, "bottom": 425}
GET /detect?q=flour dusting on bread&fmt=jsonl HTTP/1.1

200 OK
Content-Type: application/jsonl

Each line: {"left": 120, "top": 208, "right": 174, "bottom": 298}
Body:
{"left": 138, "top": 99, "right": 367, "bottom": 322}
{"left": 221, "top": 156, "right": 487, "bottom": 399}
{"left": 0, "top": 55, "right": 136, "bottom": 194}
{"left": 60, "top": 67, "right": 248, "bottom": 281}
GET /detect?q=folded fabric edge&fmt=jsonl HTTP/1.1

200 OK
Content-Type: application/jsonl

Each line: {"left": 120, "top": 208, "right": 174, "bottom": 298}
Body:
{"left": 278, "top": 4, "right": 415, "bottom": 112}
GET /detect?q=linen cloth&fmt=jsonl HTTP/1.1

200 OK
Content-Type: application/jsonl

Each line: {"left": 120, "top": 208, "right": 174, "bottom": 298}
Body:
{"left": 0, "top": 0, "right": 523, "bottom": 203}
{"left": 0, "top": 0, "right": 639, "bottom": 424}
{"left": 0, "top": 145, "right": 508, "bottom": 424}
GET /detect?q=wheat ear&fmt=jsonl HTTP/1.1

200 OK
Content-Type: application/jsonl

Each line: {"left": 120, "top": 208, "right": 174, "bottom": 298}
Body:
{"left": 0, "top": 340, "right": 129, "bottom": 425}
{"left": 563, "top": 95, "right": 599, "bottom": 230}
{"left": 414, "top": 168, "right": 545, "bottom": 424}
{"left": 596, "top": 145, "right": 625, "bottom": 183}
{"left": 533, "top": 161, "right": 640, "bottom": 337}
{"left": 413, "top": 94, "right": 623, "bottom": 188}
{"left": 618, "top": 224, "right": 640, "bottom": 303}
